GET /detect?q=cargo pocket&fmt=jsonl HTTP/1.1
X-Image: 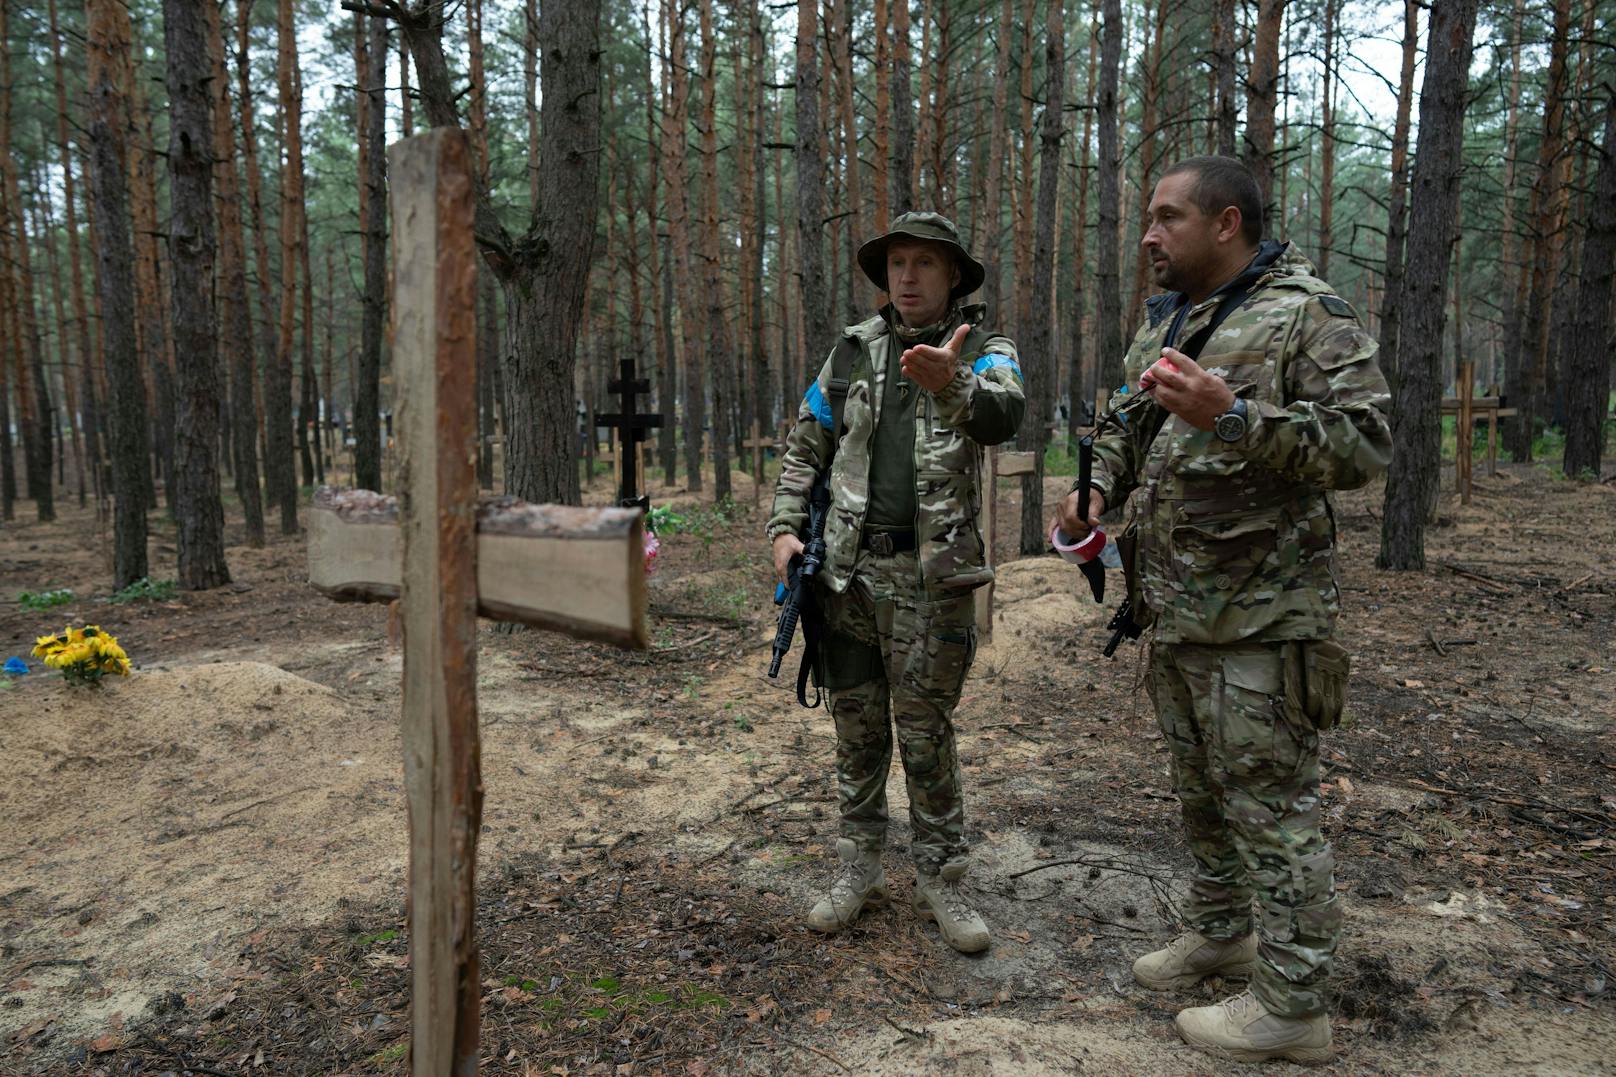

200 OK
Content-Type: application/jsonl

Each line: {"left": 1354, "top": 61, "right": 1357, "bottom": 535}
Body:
{"left": 823, "top": 635, "right": 885, "bottom": 691}
{"left": 1220, "top": 650, "right": 1309, "bottom": 781}
{"left": 1169, "top": 508, "right": 1280, "bottom": 597}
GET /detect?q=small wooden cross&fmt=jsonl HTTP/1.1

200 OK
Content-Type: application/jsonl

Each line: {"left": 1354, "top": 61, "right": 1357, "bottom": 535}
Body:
{"left": 974, "top": 446, "right": 1038, "bottom": 640}
{"left": 740, "top": 419, "right": 779, "bottom": 505}
{"left": 595, "top": 357, "right": 663, "bottom": 503}
{"left": 307, "top": 131, "right": 646, "bottom": 1077}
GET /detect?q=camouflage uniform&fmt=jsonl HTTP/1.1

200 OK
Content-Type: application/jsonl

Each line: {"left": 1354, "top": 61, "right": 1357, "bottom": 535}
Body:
{"left": 768, "top": 296, "right": 1024, "bottom": 869}
{"left": 1087, "top": 242, "right": 1390, "bottom": 1016}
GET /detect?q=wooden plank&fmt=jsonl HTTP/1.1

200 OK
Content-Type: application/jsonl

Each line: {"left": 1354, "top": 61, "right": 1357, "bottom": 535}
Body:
{"left": 975, "top": 446, "right": 997, "bottom": 639}
{"left": 309, "top": 489, "right": 648, "bottom": 648}
{"left": 390, "top": 128, "right": 480, "bottom": 1077}
{"left": 1438, "top": 396, "right": 1502, "bottom": 412}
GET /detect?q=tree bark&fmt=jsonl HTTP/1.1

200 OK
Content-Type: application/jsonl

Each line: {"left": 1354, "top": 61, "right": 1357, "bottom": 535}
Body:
{"left": 1561, "top": 93, "right": 1615, "bottom": 478}
{"left": 164, "top": 0, "right": 231, "bottom": 589}
{"left": 1014, "top": 0, "right": 1036, "bottom": 329}
{"left": 646, "top": 2, "right": 677, "bottom": 484}
{"left": 357, "top": 14, "right": 387, "bottom": 492}
{"left": 382, "top": 0, "right": 602, "bottom": 507}
{"left": 1212, "top": 0, "right": 1237, "bottom": 156}
{"left": 127, "top": 66, "right": 170, "bottom": 511}
{"left": 889, "top": 0, "right": 913, "bottom": 217}
{"left": 746, "top": 0, "right": 769, "bottom": 446}
{"left": 50, "top": 0, "right": 102, "bottom": 510}
{"left": 275, "top": 0, "right": 306, "bottom": 531}
{"left": 208, "top": 0, "right": 263, "bottom": 545}
{"left": 1316, "top": 0, "right": 1336, "bottom": 279}
{"left": 1243, "top": 0, "right": 1285, "bottom": 228}
{"left": 1069, "top": 7, "right": 1099, "bottom": 440}
{"left": 1126, "top": 0, "right": 1168, "bottom": 330}
{"left": 700, "top": 0, "right": 733, "bottom": 502}
{"left": 1376, "top": 0, "right": 1419, "bottom": 395}
{"left": 1019, "top": 0, "right": 1064, "bottom": 554}
{"left": 981, "top": 0, "right": 1016, "bottom": 322}
{"left": 664, "top": 0, "right": 705, "bottom": 490}
{"left": 796, "top": 0, "right": 832, "bottom": 366}
{"left": 2, "top": 4, "right": 55, "bottom": 523}
{"left": 87, "top": 0, "right": 150, "bottom": 586}
{"left": 1095, "top": 0, "right": 1125, "bottom": 395}
{"left": 873, "top": 0, "right": 891, "bottom": 233}
{"left": 1378, "top": 0, "right": 1479, "bottom": 571}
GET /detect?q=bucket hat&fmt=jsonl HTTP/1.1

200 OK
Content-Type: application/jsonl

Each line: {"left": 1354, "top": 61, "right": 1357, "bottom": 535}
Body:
{"left": 856, "top": 211, "right": 986, "bottom": 299}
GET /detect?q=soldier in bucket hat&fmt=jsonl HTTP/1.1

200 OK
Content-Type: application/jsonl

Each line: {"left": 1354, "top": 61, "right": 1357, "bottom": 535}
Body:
{"left": 766, "top": 212, "right": 1024, "bottom": 953}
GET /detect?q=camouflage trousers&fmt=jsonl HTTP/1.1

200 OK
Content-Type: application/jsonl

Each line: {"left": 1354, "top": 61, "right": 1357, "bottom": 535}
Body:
{"left": 1149, "top": 641, "right": 1341, "bottom": 1018}
{"left": 819, "top": 549, "right": 976, "bottom": 870}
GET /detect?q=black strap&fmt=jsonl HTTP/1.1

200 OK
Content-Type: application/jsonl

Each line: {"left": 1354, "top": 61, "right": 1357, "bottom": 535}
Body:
{"left": 826, "top": 335, "right": 859, "bottom": 451}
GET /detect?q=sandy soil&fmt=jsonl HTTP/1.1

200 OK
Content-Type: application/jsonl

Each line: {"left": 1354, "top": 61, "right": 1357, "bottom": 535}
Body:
{"left": 1, "top": 462, "right": 1613, "bottom": 1074}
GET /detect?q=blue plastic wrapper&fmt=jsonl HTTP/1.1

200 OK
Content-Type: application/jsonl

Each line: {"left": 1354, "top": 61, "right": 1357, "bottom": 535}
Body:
{"left": 3, "top": 657, "right": 28, "bottom": 675}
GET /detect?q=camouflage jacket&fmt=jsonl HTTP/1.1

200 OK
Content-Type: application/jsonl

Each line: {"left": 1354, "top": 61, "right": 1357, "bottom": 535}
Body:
{"left": 767, "top": 304, "right": 1025, "bottom": 594}
{"left": 1087, "top": 243, "right": 1391, "bottom": 644}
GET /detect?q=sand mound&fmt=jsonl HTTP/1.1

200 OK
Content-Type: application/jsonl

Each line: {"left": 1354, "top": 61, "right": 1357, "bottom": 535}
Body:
{"left": 0, "top": 661, "right": 406, "bottom": 1041}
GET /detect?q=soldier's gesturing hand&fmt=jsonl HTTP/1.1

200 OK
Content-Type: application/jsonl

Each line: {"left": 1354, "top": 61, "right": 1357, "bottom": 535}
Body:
{"left": 1144, "top": 347, "right": 1236, "bottom": 431}
{"left": 900, "top": 323, "right": 970, "bottom": 394}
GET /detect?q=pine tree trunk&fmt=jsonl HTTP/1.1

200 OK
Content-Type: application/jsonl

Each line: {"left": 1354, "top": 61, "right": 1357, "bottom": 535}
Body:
{"left": 1095, "top": 0, "right": 1125, "bottom": 395}
{"left": 665, "top": 0, "right": 705, "bottom": 490}
{"left": 1014, "top": 0, "right": 1036, "bottom": 329}
{"left": 873, "top": 0, "right": 891, "bottom": 233}
{"left": 164, "top": 0, "right": 231, "bottom": 589}
{"left": 1069, "top": 9, "right": 1099, "bottom": 440}
{"left": 2, "top": 5, "right": 55, "bottom": 524}
{"left": 1243, "top": 0, "right": 1285, "bottom": 226}
{"left": 356, "top": 13, "right": 387, "bottom": 492}
{"left": 1019, "top": 0, "right": 1064, "bottom": 554}
{"left": 394, "top": 0, "right": 602, "bottom": 507}
{"left": 207, "top": 0, "right": 262, "bottom": 545}
{"left": 87, "top": 0, "right": 149, "bottom": 586}
{"left": 127, "top": 71, "right": 171, "bottom": 512}
{"left": 646, "top": 2, "right": 677, "bottom": 483}
{"left": 1213, "top": 0, "right": 1237, "bottom": 156}
{"left": 1561, "top": 93, "right": 1614, "bottom": 478}
{"left": 1376, "top": 0, "right": 1419, "bottom": 395}
{"left": 981, "top": 0, "right": 1015, "bottom": 321}
{"left": 1378, "top": 0, "right": 1480, "bottom": 571}
{"left": 1316, "top": 0, "right": 1336, "bottom": 279}
{"left": 1508, "top": 0, "right": 1572, "bottom": 460}
{"left": 275, "top": 0, "right": 305, "bottom": 532}
{"left": 50, "top": 0, "right": 100, "bottom": 509}
{"left": 0, "top": 328, "right": 13, "bottom": 520}
{"left": 1126, "top": 0, "right": 1168, "bottom": 330}
{"left": 469, "top": 0, "right": 495, "bottom": 491}
{"left": 889, "top": 0, "right": 913, "bottom": 217}
{"left": 746, "top": 0, "right": 769, "bottom": 444}
{"left": 796, "top": 0, "right": 831, "bottom": 366}
{"left": 699, "top": 0, "right": 733, "bottom": 502}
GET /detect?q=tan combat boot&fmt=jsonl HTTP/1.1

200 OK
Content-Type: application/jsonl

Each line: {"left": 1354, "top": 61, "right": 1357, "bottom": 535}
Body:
{"left": 1132, "top": 930, "right": 1258, "bottom": 991}
{"left": 807, "top": 838, "right": 887, "bottom": 933}
{"left": 913, "top": 857, "right": 990, "bottom": 953}
{"left": 1175, "top": 989, "right": 1334, "bottom": 1065}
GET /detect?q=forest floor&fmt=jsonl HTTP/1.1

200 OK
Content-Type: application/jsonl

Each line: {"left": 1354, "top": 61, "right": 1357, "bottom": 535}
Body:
{"left": 1, "top": 458, "right": 1614, "bottom": 1076}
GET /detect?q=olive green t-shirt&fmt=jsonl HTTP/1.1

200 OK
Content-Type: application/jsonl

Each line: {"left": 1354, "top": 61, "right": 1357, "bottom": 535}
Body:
{"left": 865, "top": 336, "right": 920, "bottom": 529}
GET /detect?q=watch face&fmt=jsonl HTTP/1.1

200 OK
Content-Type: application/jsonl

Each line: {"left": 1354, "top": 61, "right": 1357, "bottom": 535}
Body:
{"left": 1215, "top": 411, "right": 1247, "bottom": 443}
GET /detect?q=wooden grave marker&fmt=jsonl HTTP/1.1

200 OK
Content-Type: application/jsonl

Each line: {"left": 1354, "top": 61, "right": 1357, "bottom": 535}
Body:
{"left": 595, "top": 357, "right": 663, "bottom": 503}
{"left": 974, "top": 446, "right": 1039, "bottom": 639}
{"left": 307, "top": 131, "right": 647, "bottom": 1076}
{"left": 741, "top": 419, "right": 779, "bottom": 504}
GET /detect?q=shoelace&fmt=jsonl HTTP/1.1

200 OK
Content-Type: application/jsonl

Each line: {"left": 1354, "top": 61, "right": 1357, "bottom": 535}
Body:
{"left": 929, "top": 878, "right": 978, "bottom": 920}
{"left": 1218, "top": 991, "right": 1261, "bottom": 1023}
{"left": 828, "top": 860, "right": 871, "bottom": 902}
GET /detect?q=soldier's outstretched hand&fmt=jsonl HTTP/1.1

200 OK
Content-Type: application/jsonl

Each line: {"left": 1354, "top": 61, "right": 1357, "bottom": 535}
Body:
{"left": 1143, "top": 348, "right": 1237, "bottom": 431}
{"left": 900, "top": 323, "right": 970, "bottom": 394}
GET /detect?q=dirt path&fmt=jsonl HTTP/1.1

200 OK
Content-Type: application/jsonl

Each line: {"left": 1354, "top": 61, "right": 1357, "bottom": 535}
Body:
{"left": 2, "top": 466, "right": 1613, "bottom": 1074}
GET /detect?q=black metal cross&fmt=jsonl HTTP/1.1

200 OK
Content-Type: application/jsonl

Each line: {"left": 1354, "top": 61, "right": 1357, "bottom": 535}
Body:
{"left": 595, "top": 357, "right": 663, "bottom": 504}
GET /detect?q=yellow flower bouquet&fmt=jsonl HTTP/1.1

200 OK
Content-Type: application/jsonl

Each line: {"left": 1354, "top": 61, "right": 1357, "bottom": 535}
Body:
{"left": 31, "top": 625, "right": 132, "bottom": 687}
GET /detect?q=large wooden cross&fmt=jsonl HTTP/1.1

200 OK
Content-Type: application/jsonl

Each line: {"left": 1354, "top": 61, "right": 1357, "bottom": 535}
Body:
{"left": 741, "top": 419, "right": 779, "bottom": 505}
{"left": 595, "top": 357, "right": 663, "bottom": 503}
{"left": 973, "top": 446, "right": 1038, "bottom": 640}
{"left": 307, "top": 130, "right": 647, "bottom": 1076}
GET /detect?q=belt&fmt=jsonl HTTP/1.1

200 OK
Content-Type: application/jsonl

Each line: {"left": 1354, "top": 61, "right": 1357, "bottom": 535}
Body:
{"left": 861, "top": 528, "right": 917, "bottom": 556}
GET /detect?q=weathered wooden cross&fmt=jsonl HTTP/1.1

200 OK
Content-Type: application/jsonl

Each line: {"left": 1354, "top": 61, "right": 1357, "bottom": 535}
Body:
{"left": 595, "top": 357, "right": 663, "bottom": 504}
{"left": 974, "top": 446, "right": 1038, "bottom": 640}
{"left": 307, "top": 131, "right": 647, "bottom": 1076}
{"left": 741, "top": 419, "right": 779, "bottom": 505}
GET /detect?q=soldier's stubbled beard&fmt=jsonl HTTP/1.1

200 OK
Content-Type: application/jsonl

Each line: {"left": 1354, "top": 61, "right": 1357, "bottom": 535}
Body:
{"left": 1142, "top": 171, "right": 1255, "bottom": 304}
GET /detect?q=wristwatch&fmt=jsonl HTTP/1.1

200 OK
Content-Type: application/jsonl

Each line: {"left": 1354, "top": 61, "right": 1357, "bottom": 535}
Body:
{"left": 1213, "top": 397, "right": 1249, "bottom": 443}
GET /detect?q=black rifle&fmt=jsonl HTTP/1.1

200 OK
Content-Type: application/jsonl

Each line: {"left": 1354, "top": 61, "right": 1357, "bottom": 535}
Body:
{"left": 769, "top": 471, "right": 832, "bottom": 707}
